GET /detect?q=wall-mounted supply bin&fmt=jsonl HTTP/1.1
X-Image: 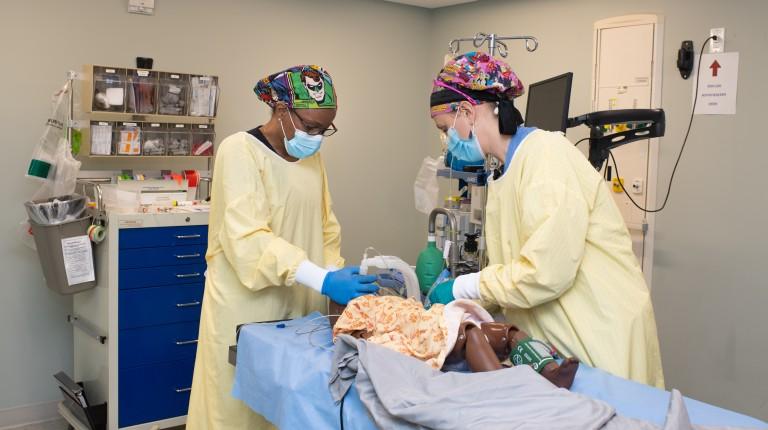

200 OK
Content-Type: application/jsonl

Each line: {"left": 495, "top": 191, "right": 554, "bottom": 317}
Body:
{"left": 189, "top": 75, "right": 219, "bottom": 117}
{"left": 126, "top": 69, "right": 158, "bottom": 114}
{"left": 167, "top": 123, "right": 192, "bottom": 156}
{"left": 90, "top": 121, "right": 114, "bottom": 156}
{"left": 191, "top": 124, "right": 215, "bottom": 156}
{"left": 158, "top": 72, "right": 189, "bottom": 116}
{"left": 114, "top": 122, "right": 142, "bottom": 156}
{"left": 142, "top": 122, "right": 168, "bottom": 156}
{"left": 92, "top": 67, "right": 127, "bottom": 113}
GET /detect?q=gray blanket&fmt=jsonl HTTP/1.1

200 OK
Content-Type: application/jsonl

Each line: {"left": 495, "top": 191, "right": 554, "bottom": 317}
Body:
{"left": 330, "top": 335, "right": 751, "bottom": 430}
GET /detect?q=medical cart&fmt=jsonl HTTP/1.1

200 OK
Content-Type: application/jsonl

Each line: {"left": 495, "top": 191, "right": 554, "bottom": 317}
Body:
{"left": 63, "top": 211, "right": 208, "bottom": 430}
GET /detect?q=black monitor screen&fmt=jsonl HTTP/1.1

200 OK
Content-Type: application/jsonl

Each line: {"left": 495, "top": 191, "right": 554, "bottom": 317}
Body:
{"left": 524, "top": 72, "right": 573, "bottom": 133}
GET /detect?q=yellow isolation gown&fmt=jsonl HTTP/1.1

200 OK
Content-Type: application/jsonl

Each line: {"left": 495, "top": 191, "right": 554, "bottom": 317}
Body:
{"left": 478, "top": 129, "right": 665, "bottom": 388}
{"left": 187, "top": 131, "right": 344, "bottom": 429}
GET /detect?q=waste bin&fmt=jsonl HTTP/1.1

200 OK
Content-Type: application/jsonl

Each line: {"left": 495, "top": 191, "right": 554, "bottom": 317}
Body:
{"left": 29, "top": 216, "right": 97, "bottom": 294}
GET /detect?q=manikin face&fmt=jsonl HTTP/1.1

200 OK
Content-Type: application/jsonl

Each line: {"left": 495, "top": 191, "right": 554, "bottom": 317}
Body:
{"left": 304, "top": 76, "right": 325, "bottom": 102}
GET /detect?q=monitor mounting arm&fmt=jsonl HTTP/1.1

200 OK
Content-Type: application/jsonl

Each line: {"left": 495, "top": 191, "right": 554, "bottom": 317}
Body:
{"left": 567, "top": 109, "right": 665, "bottom": 170}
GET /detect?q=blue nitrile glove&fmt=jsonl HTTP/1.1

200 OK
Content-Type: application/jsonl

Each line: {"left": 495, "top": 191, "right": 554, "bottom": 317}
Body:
{"left": 428, "top": 279, "right": 456, "bottom": 305}
{"left": 321, "top": 266, "right": 379, "bottom": 305}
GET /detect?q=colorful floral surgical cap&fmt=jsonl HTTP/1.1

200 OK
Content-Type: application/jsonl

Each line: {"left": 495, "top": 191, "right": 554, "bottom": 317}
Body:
{"left": 254, "top": 65, "right": 336, "bottom": 109}
{"left": 430, "top": 51, "right": 524, "bottom": 117}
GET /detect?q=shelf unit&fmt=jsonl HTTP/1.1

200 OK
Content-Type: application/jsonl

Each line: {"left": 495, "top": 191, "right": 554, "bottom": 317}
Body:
{"left": 77, "top": 65, "right": 218, "bottom": 163}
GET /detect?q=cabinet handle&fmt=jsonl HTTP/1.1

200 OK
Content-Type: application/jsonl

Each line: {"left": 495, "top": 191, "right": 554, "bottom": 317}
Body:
{"left": 175, "top": 387, "right": 192, "bottom": 393}
{"left": 176, "top": 301, "right": 201, "bottom": 308}
{"left": 176, "top": 234, "right": 201, "bottom": 239}
{"left": 176, "top": 272, "right": 201, "bottom": 279}
{"left": 175, "top": 253, "right": 201, "bottom": 259}
{"left": 175, "top": 339, "right": 198, "bottom": 345}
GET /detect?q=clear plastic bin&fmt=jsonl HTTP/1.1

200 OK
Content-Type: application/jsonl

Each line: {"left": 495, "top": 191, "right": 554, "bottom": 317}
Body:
{"left": 90, "top": 121, "right": 114, "bottom": 156}
{"left": 113, "top": 122, "right": 141, "bottom": 156}
{"left": 92, "top": 66, "right": 126, "bottom": 112}
{"left": 142, "top": 122, "right": 168, "bottom": 156}
{"left": 191, "top": 124, "right": 215, "bottom": 156}
{"left": 167, "top": 124, "right": 191, "bottom": 156}
{"left": 189, "top": 75, "right": 219, "bottom": 117}
{"left": 158, "top": 72, "right": 189, "bottom": 116}
{"left": 126, "top": 69, "right": 158, "bottom": 114}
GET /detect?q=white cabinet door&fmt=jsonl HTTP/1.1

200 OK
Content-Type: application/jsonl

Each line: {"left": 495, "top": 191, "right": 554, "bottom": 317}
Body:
{"left": 597, "top": 24, "right": 655, "bottom": 90}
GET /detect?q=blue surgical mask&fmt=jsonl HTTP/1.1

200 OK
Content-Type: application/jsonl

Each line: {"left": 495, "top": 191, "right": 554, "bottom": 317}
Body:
{"left": 446, "top": 111, "right": 484, "bottom": 163}
{"left": 280, "top": 113, "right": 324, "bottom": 159}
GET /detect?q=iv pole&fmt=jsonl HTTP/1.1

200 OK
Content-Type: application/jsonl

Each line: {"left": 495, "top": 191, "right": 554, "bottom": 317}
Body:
{"left": 448, "top": 32, "right": 539, "bottom": 57}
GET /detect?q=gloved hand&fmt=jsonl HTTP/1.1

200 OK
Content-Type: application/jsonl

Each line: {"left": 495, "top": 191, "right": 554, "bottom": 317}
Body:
{"left": 428, "top": 279, "right": 456, "bottom": 305}
{"left": 321, "top": 266, "right": 379, "bottom": 305}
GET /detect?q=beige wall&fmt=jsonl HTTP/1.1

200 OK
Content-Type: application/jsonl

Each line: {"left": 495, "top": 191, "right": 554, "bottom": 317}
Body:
{"left": 0, "top": 0, "right": 436, "bottom": 411}
{"left": 431, "top": 0, "right": 768, "bottom": 420}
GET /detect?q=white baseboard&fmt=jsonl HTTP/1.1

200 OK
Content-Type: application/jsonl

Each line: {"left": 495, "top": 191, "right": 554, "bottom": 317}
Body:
{"left": 0, "top": 401, "right": 61, "bottom": 429}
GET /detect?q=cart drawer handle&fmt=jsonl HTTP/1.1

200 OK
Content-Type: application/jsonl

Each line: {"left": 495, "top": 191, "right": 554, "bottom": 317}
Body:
{"left": 176, "top": 272, "right": 201, "bottom": 279}
{"left": 175, "top": 253, "right": 201, "bottom": 259}
{"left": 175, "top": 339, "right": 198, "bottom": 345}
{"left": 176, "top": 301, "right": 201, "bottom": 308}
{"left": 175, "top": 387, "right": 192, "bottom": 393}
{"left": 176, "top": 234, "right": 201, "bottom": 239}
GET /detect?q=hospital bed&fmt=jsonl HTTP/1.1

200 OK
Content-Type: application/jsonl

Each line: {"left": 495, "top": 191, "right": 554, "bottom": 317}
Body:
{"left": 228, "top": 312, "right": 767, "bottom": 430}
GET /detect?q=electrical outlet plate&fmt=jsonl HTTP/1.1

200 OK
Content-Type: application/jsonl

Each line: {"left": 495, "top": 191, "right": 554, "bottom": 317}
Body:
{"left": 710, "top": 28, "right": 725, "bottom": 53}
{"left": 612, "top": 177, "right": 625, "bottom": 193}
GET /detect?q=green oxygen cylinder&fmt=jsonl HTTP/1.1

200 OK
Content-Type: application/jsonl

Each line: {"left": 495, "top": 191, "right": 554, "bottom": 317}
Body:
{"left": 416, "top": 236, "right": 445, "bottom": 294}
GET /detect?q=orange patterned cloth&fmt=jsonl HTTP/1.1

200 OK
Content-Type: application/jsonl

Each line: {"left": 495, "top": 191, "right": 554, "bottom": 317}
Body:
{"left": 332, "top": 295, "right": 449, "bottom": 369}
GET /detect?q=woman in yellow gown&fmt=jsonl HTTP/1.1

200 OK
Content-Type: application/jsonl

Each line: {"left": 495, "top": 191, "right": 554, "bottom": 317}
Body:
{"left": 427, "top": 52, "right": 665, "bottom": 388}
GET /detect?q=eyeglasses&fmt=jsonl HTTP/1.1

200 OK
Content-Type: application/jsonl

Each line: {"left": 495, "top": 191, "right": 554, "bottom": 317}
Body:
{"left": 293, "top": 112, "right": 338, "bottom": 137}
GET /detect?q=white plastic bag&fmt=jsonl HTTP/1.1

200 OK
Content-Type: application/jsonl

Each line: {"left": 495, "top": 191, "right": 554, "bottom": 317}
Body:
{"left": 414, "top": 156, "right": 440, "bottom": 215}
{"left": 21, "top": 79, "right": 82, "bottom": 249}
{"left": 31, "top": 136, "right": 81, "bottom": 200}
{"left": 26, "top": 80, "right": 73, "bottom": 185}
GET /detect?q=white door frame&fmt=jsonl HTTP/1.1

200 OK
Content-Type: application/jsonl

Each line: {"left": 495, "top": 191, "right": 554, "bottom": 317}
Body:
{"left": 591, "top": 14, "right": 664, "bottom": 287}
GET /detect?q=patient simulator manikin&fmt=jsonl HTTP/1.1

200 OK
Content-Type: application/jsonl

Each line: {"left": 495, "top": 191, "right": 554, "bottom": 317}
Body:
{"left": 332, "top": 295, "right": 580, "bottom": 389}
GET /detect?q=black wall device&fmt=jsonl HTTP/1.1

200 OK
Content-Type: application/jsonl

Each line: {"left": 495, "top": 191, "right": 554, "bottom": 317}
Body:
{"left": 136, "top": 57, "right": 154, "bottom": 69}
{"left": 677, "top": 41, "right": 694, "bottom": 79}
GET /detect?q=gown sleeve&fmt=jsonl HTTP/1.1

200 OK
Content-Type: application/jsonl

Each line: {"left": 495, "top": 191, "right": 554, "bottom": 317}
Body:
{"left": 320, "top": 162, "right": 345, "bottom": 269}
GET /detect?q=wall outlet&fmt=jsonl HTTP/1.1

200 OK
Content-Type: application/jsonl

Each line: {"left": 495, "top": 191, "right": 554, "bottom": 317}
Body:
{"left": 710, "top": 28, "right": 725, "bottom": 53}
{"left": 612, "top": 177, "right": 625, "bottom": 193}
{"left": 631, "top": 178, "right": 644, "bottom": 194}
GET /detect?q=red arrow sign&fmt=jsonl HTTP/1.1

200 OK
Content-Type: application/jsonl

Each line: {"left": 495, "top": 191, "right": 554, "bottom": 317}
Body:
{"left": 710, "top": 60, "right": 721, "bottom": 77}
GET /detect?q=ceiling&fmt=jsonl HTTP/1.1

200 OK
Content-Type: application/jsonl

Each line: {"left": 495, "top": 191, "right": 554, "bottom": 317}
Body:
{"left": 381, "top": 0, "right": 478, "bottom": 9}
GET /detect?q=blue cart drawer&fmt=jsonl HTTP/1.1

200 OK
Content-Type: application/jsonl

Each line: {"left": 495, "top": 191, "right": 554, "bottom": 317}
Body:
{"left": 118, "top": 358, "right": 194, "bottom": 428}
{"left": 119, "top": 264, "right": 206, "bottom": 290}
{"left": 119, "top": 226, "right": 208, "bottom": 249}
{"left": 119, "top": 321, "right": 200, "bottom": 369}
{"left": 120, "top": 284, "right": 204, "bottom": 329}
{"left": 120, "top": 245, "right": 207, "bottom": 269}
